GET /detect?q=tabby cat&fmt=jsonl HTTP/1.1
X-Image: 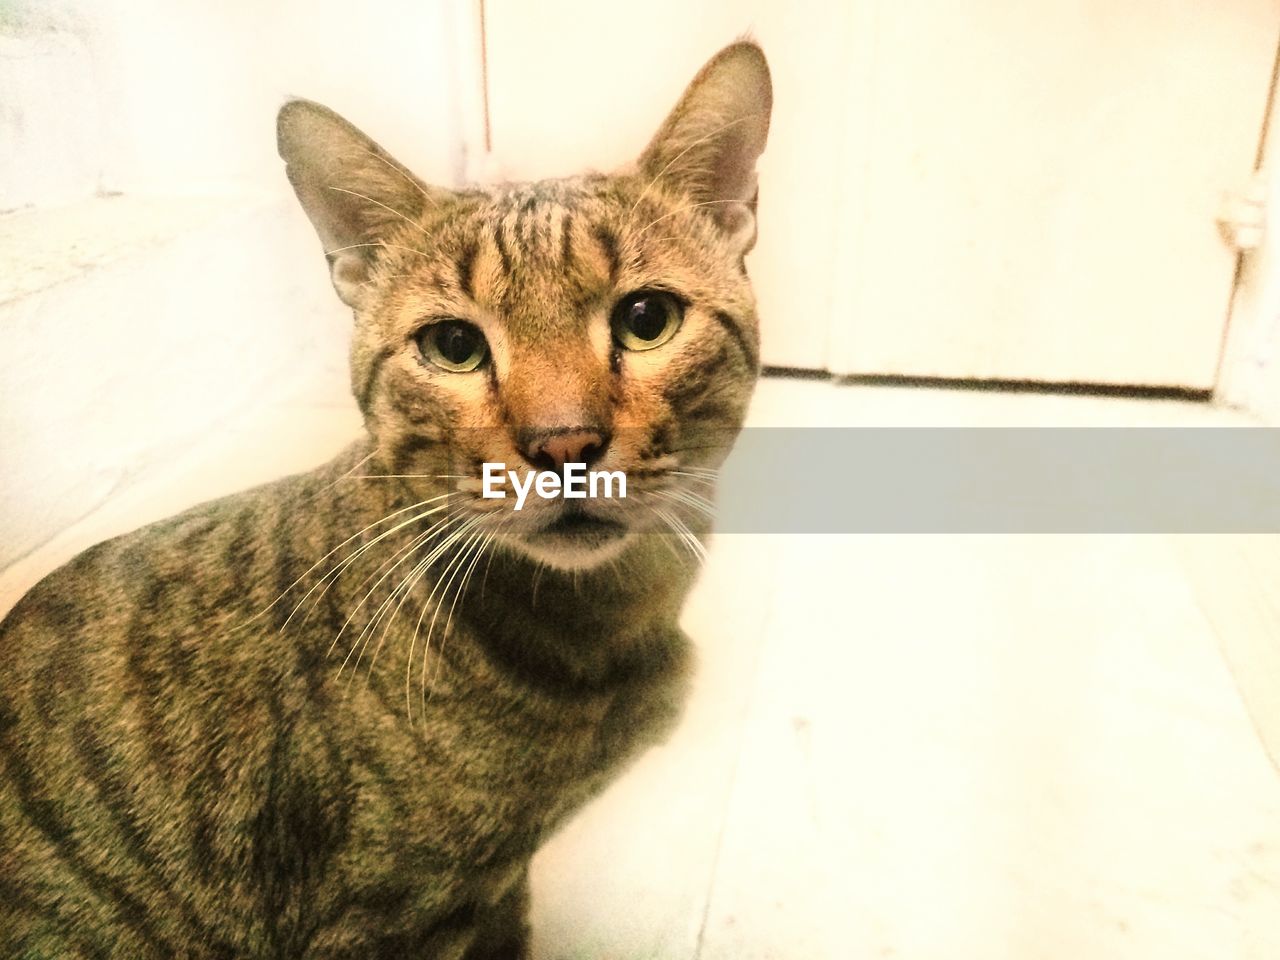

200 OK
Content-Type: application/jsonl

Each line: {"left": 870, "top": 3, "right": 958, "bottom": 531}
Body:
{"left": 0, "top": 41, "right": 771, "bottom": 959}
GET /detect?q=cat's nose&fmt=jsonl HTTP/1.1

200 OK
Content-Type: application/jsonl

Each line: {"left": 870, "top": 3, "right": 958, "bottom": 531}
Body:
{"left": 520, "top": 427, "right": 611, "bottom": 472}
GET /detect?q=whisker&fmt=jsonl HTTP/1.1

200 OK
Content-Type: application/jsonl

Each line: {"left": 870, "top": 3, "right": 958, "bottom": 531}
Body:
{"left": 637, "top": 501, "right": 686, "bottom": 564}
{"left": 627, "top": 114, "right": 759, "bottom": 219}
{"left": 337, "top": 531, "right": 439, "bottom": 682}
{"left": 531, "top": 560, "right": 548, "bottom": 609}
{"left": 344, "top": 511, "right": 475, "bottom": 667}
{"left": 654, "top": 487, "right": 717, "bottom": 520}
{"left": 356, "top": 148, "right": 440, "bottom": 209}
{"left": 330, "top": 511, "right": 468, "bottom": 670}
{"left": 324, "top": 241, "right": 434, "bottom": 262}
{"left": 358, "top": 273, "right": 420, "bottom": 288}
{"left": 670, "top": 470, "right": 718, "bottom": 488}
{"left": 421, "top": 529, "right": 490, "bottom": 709}
{"left": 346, "top": 474, "right": 469, "bottom": 481}
{"left": 346, "top": 524, "right": 465, "bottom": 686}
{"left": 634, "top": 199, "right": 751, "bottom": 241}
{"left": 338, "top": 516, "right": 463, "bottom": 679}
{"left": 406, "top": 520, "right": 485, "bottom": 721}
{"left": 322, "top": 447, "right": 380, "bottom": 492}
{"left": 399, "top": 519, "right": 483, "bottom": 721}
{"left": 242, "top": 492, "right": 454, "bottom": 631}
{"left": 326, "top": 186, "right": 431, "bottom": 239}
{"left": 650, "top": 502, "right": 707, "bottom": 565}
{"left": 481, "top": 514, "right": 517, "bottom": 601}
{"left": 356, "top": 515, "right": 483, "bottom": 684}
{"left": 293, "top": 496, "right": 458, "bottom": 636}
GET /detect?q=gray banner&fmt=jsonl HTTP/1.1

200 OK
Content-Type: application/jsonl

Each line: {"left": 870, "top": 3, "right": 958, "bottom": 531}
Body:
{"left": 708, "top": 428, "right": 1280, "bottom": 533}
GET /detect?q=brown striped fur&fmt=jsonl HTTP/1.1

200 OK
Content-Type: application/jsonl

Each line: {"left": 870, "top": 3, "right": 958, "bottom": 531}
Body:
{"left": 0, "top": 42, "right": 771, "bottom": 958}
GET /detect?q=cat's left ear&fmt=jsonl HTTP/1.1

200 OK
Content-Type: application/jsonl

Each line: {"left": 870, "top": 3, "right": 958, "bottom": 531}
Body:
{"left": 277, "top": 99, "right": 444, "bottom": 308}
{"left": 638, "top": 41, "right": 772, "bottom": 253}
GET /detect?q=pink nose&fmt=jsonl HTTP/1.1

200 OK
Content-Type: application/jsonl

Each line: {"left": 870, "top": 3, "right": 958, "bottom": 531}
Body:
{"left": 523, "top": 428, "right": 610, "bottom": 471}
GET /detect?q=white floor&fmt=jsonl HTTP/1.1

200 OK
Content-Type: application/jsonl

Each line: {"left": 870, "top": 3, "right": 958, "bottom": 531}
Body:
{"left": 3, "top": 377, "right": 1279, "bottom": 960}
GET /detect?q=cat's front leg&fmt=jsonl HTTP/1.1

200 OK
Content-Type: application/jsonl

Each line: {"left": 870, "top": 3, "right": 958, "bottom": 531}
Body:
{"left": 461, "top": 867, "right": 531, "bottom": 960}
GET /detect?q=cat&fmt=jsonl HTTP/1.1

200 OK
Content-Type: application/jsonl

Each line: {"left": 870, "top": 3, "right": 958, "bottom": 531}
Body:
{"left": 0, "top": 40, "right": 770, "bottom": 959}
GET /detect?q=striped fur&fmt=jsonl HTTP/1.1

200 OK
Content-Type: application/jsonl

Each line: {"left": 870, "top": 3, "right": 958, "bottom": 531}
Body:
{"left": 0, "top": 42, "right": 771, "bottom": 958}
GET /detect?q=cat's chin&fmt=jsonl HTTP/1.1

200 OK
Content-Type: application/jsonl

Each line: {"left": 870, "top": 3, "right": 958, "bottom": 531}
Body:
{"left": 513, "top": 526, "right": 634, "bottom": 571}
{"left": 497, "top": 503, "right": 633, "bottom": 571}
{"left": 515, "top": 538, "right": 632, "bottom": 571}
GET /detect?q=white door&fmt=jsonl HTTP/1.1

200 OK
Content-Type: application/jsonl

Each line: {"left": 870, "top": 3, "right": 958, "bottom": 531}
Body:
{"left": 482, "top": 1, "right": 1279, "bottom": 385}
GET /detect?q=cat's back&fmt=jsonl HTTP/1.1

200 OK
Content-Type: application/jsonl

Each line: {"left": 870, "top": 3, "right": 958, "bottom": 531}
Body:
{"left": 0, "top": 463, "right": 346, "bottom": 958}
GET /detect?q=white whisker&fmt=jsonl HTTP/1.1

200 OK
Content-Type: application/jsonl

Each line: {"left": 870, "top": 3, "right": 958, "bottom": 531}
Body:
{"left": 421, "top": 529, "right": 491, "bottom": 707}
{"left": 344, "top": 516, "right": 474, "bottom": 682}
{"left": 331, "top": 511, "right": 468, "bottom": 671}
{"left": 326, "top": 186, "right": 431, "bottom": 239}
{"left": 346, "top": 474, "right": 469, "bottom": 481}
{"left": 637, "top": 501, "right": 688, "bottom": 564}
{"left": 357, "top": 148, "right": 440, "bottom": 209}
{"left": 634, "top": 199, "right": 750, "bottom": 242}
{"left": 403, "top": 517, "right": 485, "bottom": 721}
{"left": 296, "top": 497, "right": 457, "bottom": 637}
{"left": 650, "top": 501, "right": 708, "bottom": 565}
{"left": 654, "top": 486, "right": 717, "bottom": 520}
{"left": 670, "top": 469, "right": 718, "bottom": 488}
{"left": 324, "top": 240, "right": 433, "bottom": 262}
{"left": 351, "top": 512, "right": 478, "bottom": 680}
{"left": 322, "top": 447, "right": 379, "bottom": 492}
{"left": 627, "top": 114, "right": 758, "bottom": 218}
{"left": 243, "top": 492, "right": 453, "bottom": 632}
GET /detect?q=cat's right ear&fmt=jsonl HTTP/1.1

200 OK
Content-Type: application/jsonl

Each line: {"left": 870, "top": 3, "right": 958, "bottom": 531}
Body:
{"left": 277, "top": 99, "right": 440, "bottom": 308}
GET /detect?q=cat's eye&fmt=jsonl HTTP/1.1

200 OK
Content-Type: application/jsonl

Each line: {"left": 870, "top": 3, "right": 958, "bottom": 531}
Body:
{"left": 610, "top": 290, "right": 684, "bottom": 352}
{"left": 415, "top": 319, "right": 489, "bottom": 372}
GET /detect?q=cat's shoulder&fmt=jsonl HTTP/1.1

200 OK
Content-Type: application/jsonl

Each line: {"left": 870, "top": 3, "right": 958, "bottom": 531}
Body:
{"left": 0, "top": 460, "right": 327, "bottom": 637}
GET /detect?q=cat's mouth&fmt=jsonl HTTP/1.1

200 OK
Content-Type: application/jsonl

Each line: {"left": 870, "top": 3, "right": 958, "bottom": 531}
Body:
{"left": 529, "top": 505, "right": 628, "bottom": 546}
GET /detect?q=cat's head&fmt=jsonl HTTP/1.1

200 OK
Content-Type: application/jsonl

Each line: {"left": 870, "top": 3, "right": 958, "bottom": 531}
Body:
{"left": 278, "top": 42, "right": 770, "bottom": 570}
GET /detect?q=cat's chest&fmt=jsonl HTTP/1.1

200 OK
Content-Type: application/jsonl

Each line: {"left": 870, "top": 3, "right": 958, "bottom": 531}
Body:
{"left": 331, "top": 629, "right": 691, "bottom": 868}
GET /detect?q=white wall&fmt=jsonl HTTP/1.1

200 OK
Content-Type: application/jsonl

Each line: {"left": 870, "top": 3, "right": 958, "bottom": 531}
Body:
{"left": 483, "top": 1, "right": 1277, "bottom": 384}
{"left": 1219, "top": 64, "right": 1280, "bottom": 425}
{"left": 87, "top": 0, "right": 474, "bottom": 195}
{"left": 0, "top": 1, "right": 478, "bottom": 568}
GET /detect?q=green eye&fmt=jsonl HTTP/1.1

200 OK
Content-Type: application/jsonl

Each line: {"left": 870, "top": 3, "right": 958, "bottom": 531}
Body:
{"left": 610, "top": 290, "right": 684, "bottom": 352}
{"left": 415, "top": 319, "right": 489, "bottom": 372}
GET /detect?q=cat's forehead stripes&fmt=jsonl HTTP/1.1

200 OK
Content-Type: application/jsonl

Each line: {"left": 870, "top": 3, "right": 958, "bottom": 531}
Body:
{"left": 451, "top": 179, "right": 628, "bottom": 322}
{"left": 487, "top": 179, "right": 621, "bottom": 267}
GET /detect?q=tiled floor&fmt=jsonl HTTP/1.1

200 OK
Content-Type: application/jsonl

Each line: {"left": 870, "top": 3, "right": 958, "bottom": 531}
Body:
{"left": 3, "top": 376, "right": 1278, "bottom": 959}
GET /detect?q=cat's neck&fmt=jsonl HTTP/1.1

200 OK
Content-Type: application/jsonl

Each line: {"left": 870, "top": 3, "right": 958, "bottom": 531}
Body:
{"left": 461, "top": 535, "right": 699, "bottom": 690}
{"left": 308, "top": 439, "right": 702, "bottom": 690}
